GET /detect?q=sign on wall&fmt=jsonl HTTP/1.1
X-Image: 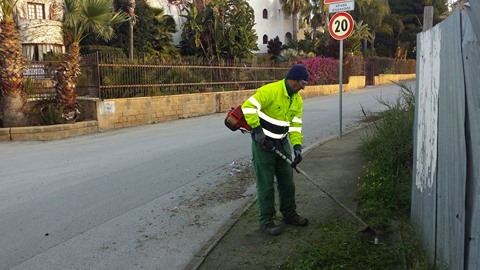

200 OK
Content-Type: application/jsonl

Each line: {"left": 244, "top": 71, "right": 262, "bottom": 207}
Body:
{"left": 100, "top": 101, "right": 115, "bottom": 115}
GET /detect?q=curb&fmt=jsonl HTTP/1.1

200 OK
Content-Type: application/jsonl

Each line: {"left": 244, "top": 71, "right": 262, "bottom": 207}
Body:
{"left": 185, "top": 196, "right": 258, "bottom": 270}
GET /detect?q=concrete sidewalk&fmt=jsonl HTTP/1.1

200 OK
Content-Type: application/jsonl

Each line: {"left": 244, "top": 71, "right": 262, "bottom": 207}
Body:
{"left": 186, "top": 128, "right": 369, "bottom": 270}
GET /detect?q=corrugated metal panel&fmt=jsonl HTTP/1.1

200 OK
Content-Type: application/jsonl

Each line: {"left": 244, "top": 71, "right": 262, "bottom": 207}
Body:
{"left": 466, "top": 2, "right": 480, "bottom": 41}
{"left": 463, "top": 5, "right": 480, "bottom": 269}
{"left": 411, "top": 21, "right": 441, "bottom": 263}
{"left": 413, "top": 7, "right": 480, "bottom": 269}
{"left": 436, "top": 10, "right": 466, "bottom": 270}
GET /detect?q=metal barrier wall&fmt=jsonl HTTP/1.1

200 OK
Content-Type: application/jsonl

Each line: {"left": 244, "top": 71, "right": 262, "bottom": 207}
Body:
{"left": 411, "top": 5, "right": 480, "bottom": 269}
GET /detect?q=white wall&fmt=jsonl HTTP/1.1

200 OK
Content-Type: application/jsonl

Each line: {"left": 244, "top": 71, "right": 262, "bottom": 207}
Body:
{"left": 247, "top": 0, "right": 293, "bottom": 53}
{"left": 146, "top": 0, "right": 294, "bottom": 54}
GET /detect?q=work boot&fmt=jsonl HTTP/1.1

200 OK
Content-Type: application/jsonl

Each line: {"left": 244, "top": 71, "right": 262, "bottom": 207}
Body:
{"left": 284, "top": 213, "right": 309, "bottom": 227}
{"left": 260, "top": 222, "right": 282, "bottom": 236}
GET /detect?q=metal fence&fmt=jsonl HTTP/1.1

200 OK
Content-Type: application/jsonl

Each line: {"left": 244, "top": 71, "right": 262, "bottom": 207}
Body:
{"left": 24, "top": 53, "right": 415, "bottom": 100}
{"left": 411, "top": 6, "right": 480, "bottom": 270}
{"left": 23, "top": 60, "right": 58, "bottom": 99}
{"left": 77, "top": 53, "right": 294, "bottom": 99}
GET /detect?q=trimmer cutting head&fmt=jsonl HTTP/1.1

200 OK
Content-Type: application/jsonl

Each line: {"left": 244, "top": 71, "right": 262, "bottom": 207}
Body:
{"left": 358, "top": 225, "right": 379, "bottom": 245}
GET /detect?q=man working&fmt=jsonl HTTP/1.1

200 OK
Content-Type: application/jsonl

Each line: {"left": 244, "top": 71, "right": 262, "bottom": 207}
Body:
{"left": 241, "top": 64, "right": 309, "bottom": 236}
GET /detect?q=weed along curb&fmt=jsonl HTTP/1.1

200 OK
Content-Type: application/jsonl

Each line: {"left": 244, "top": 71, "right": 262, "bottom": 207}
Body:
{"left": 0, "top": 120, "right": 98, "bottom": 141}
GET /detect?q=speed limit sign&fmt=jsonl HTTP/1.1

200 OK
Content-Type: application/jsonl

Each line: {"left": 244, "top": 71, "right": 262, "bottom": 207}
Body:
{"left": 328, "top": 12, "right": 354, "bottom": 40}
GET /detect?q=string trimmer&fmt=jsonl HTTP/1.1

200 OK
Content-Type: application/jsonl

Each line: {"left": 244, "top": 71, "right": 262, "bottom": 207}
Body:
{"left": 271, "top": 146, "right": 377, "bottom": 243}
{"left": 224, "top": 105, "right": 378, "bottom": 244}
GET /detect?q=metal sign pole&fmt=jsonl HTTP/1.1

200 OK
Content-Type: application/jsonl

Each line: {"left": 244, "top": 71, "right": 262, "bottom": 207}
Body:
{"left": 339, "top": 39, "right": 343, "bottom": 138}
{"left": 328, "top": 11, "right": 353, "bottom": 139}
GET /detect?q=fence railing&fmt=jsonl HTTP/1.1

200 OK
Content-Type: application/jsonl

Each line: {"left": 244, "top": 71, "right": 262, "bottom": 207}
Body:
{"left": 76, "top": 53, "right": 295, "bottom": 99}
{"left": 24, "top": 53, "right": 416, "bottom": 99}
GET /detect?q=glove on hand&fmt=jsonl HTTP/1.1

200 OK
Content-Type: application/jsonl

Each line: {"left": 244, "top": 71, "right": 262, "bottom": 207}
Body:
{"left": 292, "top": 145, "right": 303, "bottom": 167}
{"left": 251, "top": 126, "right": 265, "bottom": 145}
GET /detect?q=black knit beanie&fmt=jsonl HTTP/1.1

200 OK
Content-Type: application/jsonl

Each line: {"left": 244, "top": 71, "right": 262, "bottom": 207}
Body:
{"left": 286, "top": 64, "right": 309, "bottom": 81}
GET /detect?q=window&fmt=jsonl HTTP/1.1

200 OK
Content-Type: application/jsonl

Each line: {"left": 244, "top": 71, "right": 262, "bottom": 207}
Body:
{"left": 28, "top": 3, "right": 45, "bottom": 19}
{"left": 263, "top": 9, "right": 268, "bottom": 19}
{"left": 263, "top": 35, "right": 268, "bottom": 44}
{"left": 23, "top": 44, "right": 64, "bottom": 78}
{"left": 23, "top": 44, "right": 63, "bottom": 61}
{"left": 285, "top": 33, "right": 292, "bottom": 44}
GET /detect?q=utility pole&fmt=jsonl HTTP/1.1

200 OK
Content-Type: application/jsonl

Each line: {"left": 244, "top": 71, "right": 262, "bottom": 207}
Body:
{"left": 423, "top": 6, "right": 434, "bottom": 31}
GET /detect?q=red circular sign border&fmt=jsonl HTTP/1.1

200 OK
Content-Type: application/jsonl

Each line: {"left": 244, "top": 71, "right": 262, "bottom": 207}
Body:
{"left": 329, "top": 12, "right": 354, "bottom": 41}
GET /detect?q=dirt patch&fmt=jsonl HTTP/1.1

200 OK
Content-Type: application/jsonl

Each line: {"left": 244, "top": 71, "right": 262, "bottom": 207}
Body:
{"left": 179, "top": 160, "right": 255, "bottom": 209}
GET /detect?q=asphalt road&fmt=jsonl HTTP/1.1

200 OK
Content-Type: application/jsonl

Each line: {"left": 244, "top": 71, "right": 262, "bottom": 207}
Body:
{"left": 0, "top": 81, "right": 414, "bottom": 270}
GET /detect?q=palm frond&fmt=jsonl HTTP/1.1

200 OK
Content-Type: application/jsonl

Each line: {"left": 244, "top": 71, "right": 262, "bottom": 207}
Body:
{"left": 63, "top": 0, "right": 129, "bottom": 44}
{"left": 0, "top": 0, "right": 19, "bottom": 22}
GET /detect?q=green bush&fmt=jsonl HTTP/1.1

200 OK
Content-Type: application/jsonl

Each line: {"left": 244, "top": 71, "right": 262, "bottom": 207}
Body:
{"left": 359, "top": 83, "right": 415, "bottom": 228}
{"left": 31, "top": 97, "right": 64, "bottom": 125}
{"left": 281, "top": 83, "right": 431, "bottom": 269}
{"left": 80, "top": 45, "right": 126, "bottom": 56}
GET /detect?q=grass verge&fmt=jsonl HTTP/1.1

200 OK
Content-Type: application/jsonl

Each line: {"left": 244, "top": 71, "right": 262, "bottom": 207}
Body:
{"left": 281, "top": 83, "right": 431, "bottom": 270}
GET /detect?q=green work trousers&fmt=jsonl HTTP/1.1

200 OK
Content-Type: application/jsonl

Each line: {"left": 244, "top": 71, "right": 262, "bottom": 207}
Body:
{"left": 252, "top": 140, "right": 297, "bottom": 225}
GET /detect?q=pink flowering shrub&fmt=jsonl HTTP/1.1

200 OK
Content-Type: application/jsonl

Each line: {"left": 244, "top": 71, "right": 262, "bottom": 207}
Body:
{"left": 297, "top": 57, "right": 339, "bottom": 85}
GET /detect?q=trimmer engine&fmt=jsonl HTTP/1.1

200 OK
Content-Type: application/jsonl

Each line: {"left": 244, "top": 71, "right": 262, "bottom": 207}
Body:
{"left": 224, "top": 105, "right": 251, "bottom": 132}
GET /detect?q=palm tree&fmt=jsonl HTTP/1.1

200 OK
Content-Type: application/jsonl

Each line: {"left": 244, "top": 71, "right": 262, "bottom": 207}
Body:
{"left": 180, "top": 0, "right": 257, "bottom": 62}
{"left": 279, "top": 0, "right": 309, "bottom": 42}
{"left": 349, "top": 20, "right": 373, "bottom": 53}
{"left": 145, "top": 5, "right": 178, "bottom": 58}
{"left": 300, "top": 0, "right": 325, "bottom": 41}
{"left": 0, "top": 0, "right": 29, "bottom": 127}
{"left": 128, "top": 0, "right": 136, "bottom": 60}
{"left": 55, "top": 0, "right": 128, "bottom": 121}
{"left": 355, "top": 0, "right": 391, "bottom": 57}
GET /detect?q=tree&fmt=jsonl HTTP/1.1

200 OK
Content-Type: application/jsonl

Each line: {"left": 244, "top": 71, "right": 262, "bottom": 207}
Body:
{"left": 385, "top": 0, "right": 448, "bottom": 59}
{"left": 374, "top": 13, "right": 405, "bottom": 58}
{"left": 0, "top": 0, "right": 29, "bottom": 127}
{"left": 354, "top": 0, "right": 391, "bottom": 57}
{"left": 300, "top": 0, "right": 325, "bottom": 42}
{"left": 279, "top": 0, "right": 309, "bottom": 41}
{"left": 146, "top": 6, "right": 178, "bottom": 58}
{"left": 349, "top": 20, "right": 373, "bottom": 54}
{"left": 55, "top": 0, "right": 128, "bottom": 121}
{"left": 267, "top": 36, "right": 283, "bottom": 61}
{"left": 82, "top": 0, "right": 177, "bottom": 58}
{"left": 128, "top": 0, "right": 136, "bottom": 60}
{"left": 180, "top": 0, "right": 258, "bottom": 62}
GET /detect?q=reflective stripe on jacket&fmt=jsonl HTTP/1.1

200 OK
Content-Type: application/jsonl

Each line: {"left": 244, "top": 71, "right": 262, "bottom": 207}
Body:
{"left": 241, "top": 79, "right": 303, "bottom": 146}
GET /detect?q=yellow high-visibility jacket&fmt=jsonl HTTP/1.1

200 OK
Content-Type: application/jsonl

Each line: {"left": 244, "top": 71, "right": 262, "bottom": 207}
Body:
{"left": 241, "top": 79, "right": 303, "bottom": 147}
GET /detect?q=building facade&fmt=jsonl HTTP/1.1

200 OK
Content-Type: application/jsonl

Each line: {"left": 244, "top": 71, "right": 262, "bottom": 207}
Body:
{"left": 147, "top": 0, "right": 294, "bottom": 54}
{"left": 250, "top": 0, "right": 294, "bottom": 53}
{"left": 2, "top": 0, "right": 292, "bottom": 58}
{"left": 5, "top": 0, "right": 65, "bottom": 61}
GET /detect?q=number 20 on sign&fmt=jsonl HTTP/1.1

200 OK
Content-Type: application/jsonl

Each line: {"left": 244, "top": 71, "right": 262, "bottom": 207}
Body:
{"left": 328, "top": 12, "right": 354, "bottom": 40}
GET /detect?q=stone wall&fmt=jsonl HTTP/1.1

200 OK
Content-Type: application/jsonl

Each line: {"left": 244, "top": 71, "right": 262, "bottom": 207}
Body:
{"left": 374, "top": 74, "right": 416, "bottom": 85}
{"left": 0, "top": 121, "right": 98, "bottom": 141}
{"left": 95, "top": 93, "right": 218, "bottom": 131}
{"left": 94, "top": 76, "right": 367, "bottom": 131}
{"left": 0, "top": 74, "right": 416, "bottom": 141}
